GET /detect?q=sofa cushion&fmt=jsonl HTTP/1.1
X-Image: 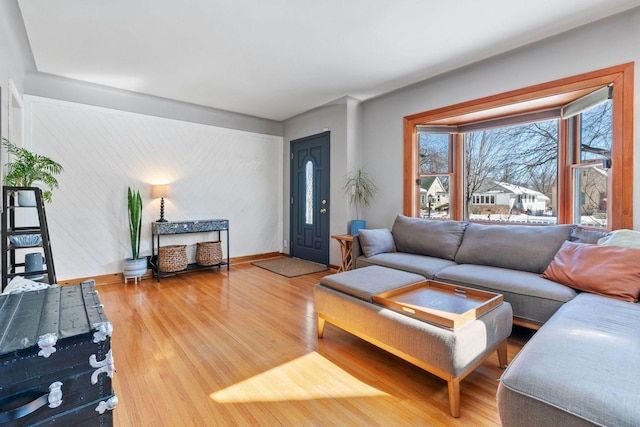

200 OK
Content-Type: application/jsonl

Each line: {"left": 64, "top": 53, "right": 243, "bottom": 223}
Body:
{"left": 571, "top": 226, "right": 608, "bottom": 244}
{"left": 455, "top": 223, "right": 574, "bottom": 274}
{"left": 357, "top": 228, "right": 396, "bottom": 257}
{"left": 319, "top": 265, "right": 424, "bottom": 302}
{"left": 391, "top": 215, "right": 467, "bottom": 260}
{"left": 355, "top": 252, "right": 456, "bottom": 279}
{"left": 541, "top": 240, "right": 640, "bottom": 302}
{"left": 498, "top": 293, "right": 640, "bottom": 427}
{"left": 436, "top": 264, "right": 576, "bottom": 325}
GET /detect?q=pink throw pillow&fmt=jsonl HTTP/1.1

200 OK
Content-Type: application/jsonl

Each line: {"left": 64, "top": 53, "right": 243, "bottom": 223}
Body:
{"left": 541, "top": 241, "right": 640, "bottom": 302}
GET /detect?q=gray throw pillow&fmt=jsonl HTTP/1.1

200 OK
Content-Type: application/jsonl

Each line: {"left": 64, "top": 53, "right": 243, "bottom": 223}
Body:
{"left": 391, "top": 215, "right": 467, "bottom": 260}
{"left": 357, "top": 228, "right": 396, "bottom": 257}
{"left": 455, "top": 223, "right": 574, "bottom": 273}
{"left": 571, "top": 226, "right": 608, "bottom": 244}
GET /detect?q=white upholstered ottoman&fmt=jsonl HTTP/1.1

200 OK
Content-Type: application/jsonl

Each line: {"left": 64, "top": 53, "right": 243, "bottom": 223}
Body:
{"left": 315, "top": 265, "right": 513, "bottom": 417}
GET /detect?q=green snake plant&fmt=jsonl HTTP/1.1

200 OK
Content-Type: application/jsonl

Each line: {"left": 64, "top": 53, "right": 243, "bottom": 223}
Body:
{"left": 128, "top": 187, "right": 143, "bottom": 260}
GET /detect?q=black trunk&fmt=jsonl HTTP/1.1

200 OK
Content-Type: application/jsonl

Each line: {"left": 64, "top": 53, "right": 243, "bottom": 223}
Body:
{"left": 0, "top": 281, "right": 116, "bottom": 426}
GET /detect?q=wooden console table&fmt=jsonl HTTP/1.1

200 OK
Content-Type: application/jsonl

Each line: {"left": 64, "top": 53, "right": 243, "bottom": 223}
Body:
{"left": 151, "top": 219, "right": 229, "bottom": 282}
{"left": 331, "top": 234, "right": 353, "bottom": 272}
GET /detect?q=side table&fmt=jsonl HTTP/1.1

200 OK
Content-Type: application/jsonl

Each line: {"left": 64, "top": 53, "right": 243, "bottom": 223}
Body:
{"left": 331, "top": 234, "right": 353, "bottom": 272}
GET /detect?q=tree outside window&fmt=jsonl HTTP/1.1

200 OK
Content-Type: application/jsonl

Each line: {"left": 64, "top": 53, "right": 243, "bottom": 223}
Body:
{"left": 463, "top": 119, "right": 558, "bottom": 223}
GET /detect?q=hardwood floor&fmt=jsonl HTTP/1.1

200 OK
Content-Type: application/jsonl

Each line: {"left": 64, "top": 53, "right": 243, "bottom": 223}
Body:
{"left": 97, "top": 262, "right": 534, "bottom": 426}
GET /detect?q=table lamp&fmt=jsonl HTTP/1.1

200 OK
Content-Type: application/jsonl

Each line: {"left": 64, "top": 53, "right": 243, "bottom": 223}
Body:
{"left": 151, "top": 184, "right": 171, "bottom": 222}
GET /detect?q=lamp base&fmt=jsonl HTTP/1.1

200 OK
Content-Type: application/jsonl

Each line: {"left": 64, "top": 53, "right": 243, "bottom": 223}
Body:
{"left": 157, "top": 197, "right": 168, "bottom": 222}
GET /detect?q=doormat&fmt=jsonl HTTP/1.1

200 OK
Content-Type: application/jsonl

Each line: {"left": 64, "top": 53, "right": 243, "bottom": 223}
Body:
{"left": 252, "top": 257, "right": 328, "bottom": 278}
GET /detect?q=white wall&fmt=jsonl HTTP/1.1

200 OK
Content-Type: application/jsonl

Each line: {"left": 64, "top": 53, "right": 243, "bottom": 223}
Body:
{"left": 25, "top": 96, "right": 283, "bottom": 280}
{"left": 0, "top": 0, "right": 34, "bottom": 190}
{"left": 0, "top": 1, "right": 32, "bottom": 96}
{"left": 360, "top": 8, "right": 640, "bottom": 229}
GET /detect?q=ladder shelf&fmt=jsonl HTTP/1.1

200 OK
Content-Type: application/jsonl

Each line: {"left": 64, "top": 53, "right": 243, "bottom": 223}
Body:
{"left": 1, "top": 186, "right": 57, "bottom": 291}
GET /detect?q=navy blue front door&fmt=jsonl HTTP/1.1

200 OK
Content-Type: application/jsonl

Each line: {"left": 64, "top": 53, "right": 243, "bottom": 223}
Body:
{"left": 290, "top": 132, "right": 330, "bottom": 265}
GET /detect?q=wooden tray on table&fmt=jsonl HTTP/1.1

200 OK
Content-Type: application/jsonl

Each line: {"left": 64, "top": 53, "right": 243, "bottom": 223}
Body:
{"left": 372, "top": 280, "right": 503, "bottom": 329}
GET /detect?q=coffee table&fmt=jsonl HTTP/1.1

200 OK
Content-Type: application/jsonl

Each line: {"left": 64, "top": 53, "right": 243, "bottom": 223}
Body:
{"left": 315, "top": 267, "right": 512, "bottom": 417}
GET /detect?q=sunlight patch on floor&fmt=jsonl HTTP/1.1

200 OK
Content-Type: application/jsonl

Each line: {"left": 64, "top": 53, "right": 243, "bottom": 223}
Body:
{"left": 210, "top": 351, "right": 388, "bottom": 403}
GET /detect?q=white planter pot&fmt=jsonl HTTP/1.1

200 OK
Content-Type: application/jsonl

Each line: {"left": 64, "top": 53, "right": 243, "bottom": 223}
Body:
{"left": 123, "top": 258, "right": 147, "bottom": 284}
{"left": 17, "top": 190, "right": 36, "bottom": 207}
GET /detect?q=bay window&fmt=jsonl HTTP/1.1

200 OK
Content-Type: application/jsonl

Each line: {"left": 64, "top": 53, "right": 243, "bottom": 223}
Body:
{"left": 404, "top": 63, "right": 633, "bottom": 230}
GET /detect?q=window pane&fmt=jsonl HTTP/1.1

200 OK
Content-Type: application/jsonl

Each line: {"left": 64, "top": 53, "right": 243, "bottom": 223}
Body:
{"left": 580, "top": 100, "right": 612, "bottom": 162}
{"left": 574, "top": 166, "right": 608, "bottom": 228}
{"left": 419, "top": 175, "right": 450, "bottom": 219}
{"left": 465, "top": 120, "right": 558, "bottom": 224}
{"left": 419, "top": 133, "right": 450, "bottom": 174}
{"left": 305, "top": 160, "right": 313, "bottom": 225}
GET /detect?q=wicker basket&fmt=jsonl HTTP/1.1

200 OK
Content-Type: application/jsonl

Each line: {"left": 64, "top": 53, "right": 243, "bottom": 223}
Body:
{"left": 158, "top": 245, "right": 188, "bottom": 272}
{"left": 196, "top": 241, "right": 223, "bottom": 266}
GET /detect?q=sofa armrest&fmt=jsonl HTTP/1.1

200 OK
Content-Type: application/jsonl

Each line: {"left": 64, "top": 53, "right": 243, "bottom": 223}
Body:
{"left": 352, "top": 235, "right": 362, "bottom": 259}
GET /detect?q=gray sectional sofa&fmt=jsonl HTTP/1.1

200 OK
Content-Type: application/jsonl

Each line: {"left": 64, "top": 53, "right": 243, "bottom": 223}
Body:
{"left": 354, "top": 215, "right": 600, "bottom": 328}
{"left": 350, "top": 215, "right": 640, "bottom": 426}
{"left": 497, "top": 292, "right": 640, "bottom": 426}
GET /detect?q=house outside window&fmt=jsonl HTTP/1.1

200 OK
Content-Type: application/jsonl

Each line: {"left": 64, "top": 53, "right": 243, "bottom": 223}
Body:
{"left": 471, "top": 195, "right": 496, "bottom": 205}
{"left": 419, "top": 175, "right": 450, "bottom": 218}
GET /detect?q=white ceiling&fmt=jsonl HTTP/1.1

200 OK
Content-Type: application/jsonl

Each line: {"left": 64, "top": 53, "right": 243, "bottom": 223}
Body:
{"left": 17, "top": 0, "right": 640, "bottom": 121}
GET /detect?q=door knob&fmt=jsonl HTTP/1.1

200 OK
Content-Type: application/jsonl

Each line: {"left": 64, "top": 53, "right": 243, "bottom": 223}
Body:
{"left": 320, "top": 208, "right": 327, "bottom": 214}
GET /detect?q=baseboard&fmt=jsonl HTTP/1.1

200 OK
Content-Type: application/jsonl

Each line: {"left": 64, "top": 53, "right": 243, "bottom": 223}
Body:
{"left": 57, "top": 272, "right": 153, "bottom": 286}
{"left": 233, "top": 252, "right": 283, "bottom": 263}
{"left": 56, "top": 252, "right": 287, "bottom": 286}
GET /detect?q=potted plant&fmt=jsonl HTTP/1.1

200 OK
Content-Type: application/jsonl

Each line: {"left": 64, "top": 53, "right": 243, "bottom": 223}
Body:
{"left": 2, "top": 138, "right": 64, "bottom": 206}
{"left": 123, "top": 187, "right": 147, "bottom": 283}
{"left": 343, "top": 167, "right": 377, "bottom": 235}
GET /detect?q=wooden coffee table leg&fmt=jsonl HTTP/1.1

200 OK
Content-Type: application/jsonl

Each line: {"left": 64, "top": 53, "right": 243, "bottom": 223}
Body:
{"left": 317, "top": 316, "right": 326, "bottom": 338}
{"left": 448, "top": 377, "right": 461, "bottom": 418}
{"left": 497, "top": 339, "right": 508, "bottom": 368}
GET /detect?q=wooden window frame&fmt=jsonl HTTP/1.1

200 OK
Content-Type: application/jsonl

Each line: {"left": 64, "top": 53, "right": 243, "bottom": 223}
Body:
{"left": 403, "top": 63, "right": 634, "bottom": 230}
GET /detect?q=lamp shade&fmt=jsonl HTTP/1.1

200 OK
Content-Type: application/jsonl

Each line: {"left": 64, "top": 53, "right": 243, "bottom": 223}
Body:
{"left": 151, "top": 184, "right": 171, "bottom": 199}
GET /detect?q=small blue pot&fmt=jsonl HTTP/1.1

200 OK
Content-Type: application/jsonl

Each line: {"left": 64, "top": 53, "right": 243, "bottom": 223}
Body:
{"left": 350, "top": 220, "right": 366, "bottom": 236}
